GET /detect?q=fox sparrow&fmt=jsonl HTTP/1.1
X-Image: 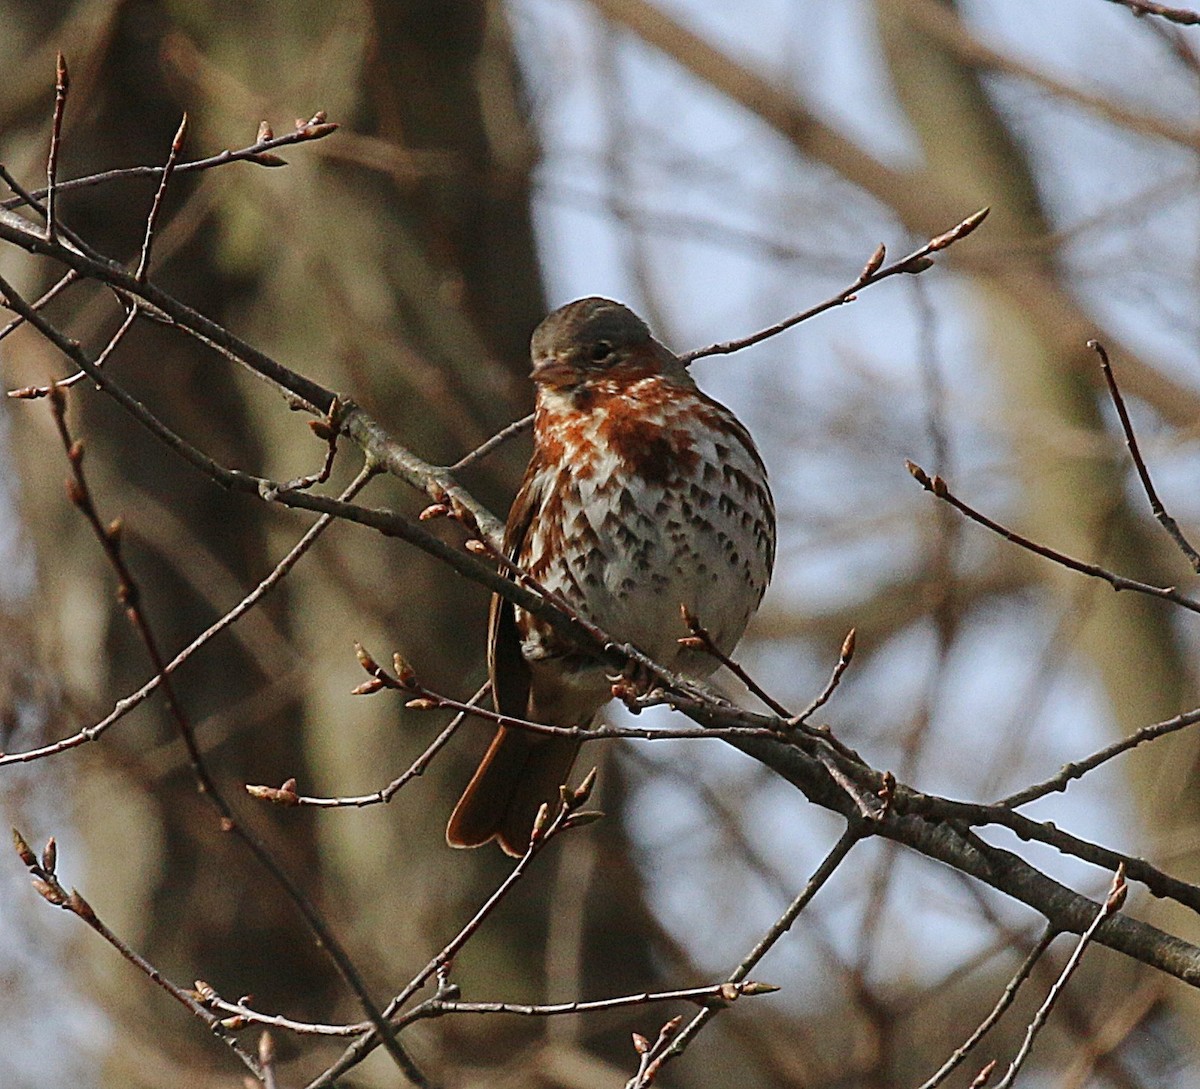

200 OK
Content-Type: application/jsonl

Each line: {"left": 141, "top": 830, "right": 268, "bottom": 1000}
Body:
{"left": 446, "top": 297, "right": 775, "bottom": 855}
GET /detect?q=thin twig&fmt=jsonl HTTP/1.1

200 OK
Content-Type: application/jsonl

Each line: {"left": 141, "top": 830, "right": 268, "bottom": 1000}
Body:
{"left": 45, "top": 52, "right": 68, "bottom": 240}
{"left": 247, "top": 680, "right": 488, "bottom": 808}
{"left": 680, "top": 207, "right": 989, "bottom": 363}
{"left": 449, "top": 411, "right": 534, "bottom": 471}
{"left": 790, "top": 628, "right": 857, "bottom": 726}
{"left": 628, "top": 823, "right": 863, "bottom": 1087}
{"left": 46, "top": 391, "right": 426, "bottom": 1088}
{"left": 0, "top": 269, "right": 78, "bottom": 350}
{"left": 7, "top": 285, "right": 135, "bottom": 402}
{"left": 906, "top": 460, "right": 1200, "bottom": 616}
{"left": 11, "top": 830, "right": 263, "bottom": 1079}
{"left": 1104, "top": 0, "right": 1200, "bottom": 24}
{"left": 204, "top": 978, "right": 778, "bottom": 1038}
{"left": 679, "top": 605, "right": 791, "bottom": 717}
{"left": 1090, "top": 339, "right": 1200, "bottom": 572}
{"left": 348, "top": 646, "right": 791, "bottom": 744}
{"left": 992, "top": 868, "right": 1127, "bottom": 1089}
{"left": 135, "top": 114, "right": 187, "bottom": 283}
{"left": 916, "top": 925, "right": 1058, "bottom": 1089}
{"left": 1, "top": 111, "right": 339, "bottom": 212}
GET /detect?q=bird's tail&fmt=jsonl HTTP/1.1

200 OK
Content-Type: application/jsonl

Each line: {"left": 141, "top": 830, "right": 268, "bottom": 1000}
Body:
{"left": 446, "top": 727, "right": 583, "bottom": 857}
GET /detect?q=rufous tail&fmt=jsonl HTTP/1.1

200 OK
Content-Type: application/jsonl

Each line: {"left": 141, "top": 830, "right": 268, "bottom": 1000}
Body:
{"left": 446, "top": 727, "right": 583, "bottom": 856}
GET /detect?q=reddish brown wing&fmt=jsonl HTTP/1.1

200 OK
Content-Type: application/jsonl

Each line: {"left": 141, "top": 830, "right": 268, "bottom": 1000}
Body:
{"left": 447, "top": 465, "right": 582, "bottom": 855}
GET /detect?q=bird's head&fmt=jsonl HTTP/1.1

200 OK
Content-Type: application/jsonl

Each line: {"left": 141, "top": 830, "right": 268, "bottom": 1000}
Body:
{"left": 529, "top": 297, "right": 691, "bottom": 397}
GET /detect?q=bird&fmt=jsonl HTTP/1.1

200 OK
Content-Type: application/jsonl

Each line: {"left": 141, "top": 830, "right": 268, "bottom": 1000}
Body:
{"left": 446, "top": 297, "right": 775, "bottom": 856}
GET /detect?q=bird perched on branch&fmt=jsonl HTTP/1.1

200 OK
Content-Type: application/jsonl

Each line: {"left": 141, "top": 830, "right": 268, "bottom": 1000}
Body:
{"left": 447, "top": 297, "right": 775, "bottom": 855}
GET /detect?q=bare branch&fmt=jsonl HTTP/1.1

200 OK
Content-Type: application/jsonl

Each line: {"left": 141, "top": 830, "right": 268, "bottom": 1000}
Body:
{"left": 1, "top": 111, "right": 340, "bottom": 213}
{"left": 906, "top": 460, "right": 1200, "bottom": 616}
{"left": 11, "top": 830, "right": 263, "bottom": 1079}
{"left": 306, "top": 775, "right": 601, "bottom": 1088}
{"left": 999, "top": 704, "right": 1200, "bottom": 808}
{"left": 628, "top": 824, "right": 863, "bottom": 1086}
{"left": 680, "top": 208, "right": 989, "bottom": 363}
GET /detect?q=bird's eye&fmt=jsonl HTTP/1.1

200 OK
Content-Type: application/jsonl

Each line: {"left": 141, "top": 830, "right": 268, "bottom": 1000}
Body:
{"left": 589, "top": 340, "right": 613, "bottom": 363}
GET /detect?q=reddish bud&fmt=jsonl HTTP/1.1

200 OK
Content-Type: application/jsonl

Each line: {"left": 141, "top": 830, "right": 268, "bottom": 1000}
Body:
{"left": 464, "top": 539, "right": 488, "bottom": 555}
{"left": 41, "top": 837, "right": 56, "bottom": 875}
{"left": 860, "top": 242, "right": 886, "bottom": 281}
{"left": 563, "top": 809, "right": 604, "bottom": 829}
{"left": 32, "top": 878, "right": 66, "bottom": 905}
{"left": 392, "top": 654, "right": 417, "bottom": 687}
{"left": 354, "top": 643, "right": 378, "bottom": 672}
{"left": 572, "top": 766, "right": 598, "bottom": 805}
{"left": 351, "top": 678, "right": 386, "bottom": 696}
{"left": 12, "top": 828, "right": 36, "bottom": 868}
{"left": 529, "top": 802, "right": 550, "bottom": 844}
{"left": 419, "top": 503, "right": 450, "bottom": 521}
{"left": 309, "top": 418, "right": 336, "bottom": 441}
{"left": 405, "top": 698, "right": 438, "bottom": 710}
{"left": 256, "top": 120, "right": 274, "bottom": 143}
{"left": 841, "top": 628, "right": 857, "bottom": 662}
{"left": 632, "top": 1032, "right": 650, "bottom": 1055}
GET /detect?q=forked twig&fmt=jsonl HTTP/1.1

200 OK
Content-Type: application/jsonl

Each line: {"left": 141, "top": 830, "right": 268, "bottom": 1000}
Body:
{"left": 681, "top": 207, "right": 990, "bottom": 363}
{"left": 247, "top": 680, "right": 489, "bottom": 808}
{"left": 906, "top": 460, "right": 1200, "bottom": 616}
{"left": 12, "top": 830, "right": 263, "bottom": 1078}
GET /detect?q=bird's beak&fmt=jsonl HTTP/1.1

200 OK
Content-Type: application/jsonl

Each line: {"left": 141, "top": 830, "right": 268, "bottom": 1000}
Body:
{"left": 529, "top": 354, "right": 577, "bottom": 387}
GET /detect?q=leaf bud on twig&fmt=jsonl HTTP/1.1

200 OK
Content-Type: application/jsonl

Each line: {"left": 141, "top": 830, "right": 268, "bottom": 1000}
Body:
{"left": 12, "top": 828, "right": 36, "bottom": 869}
